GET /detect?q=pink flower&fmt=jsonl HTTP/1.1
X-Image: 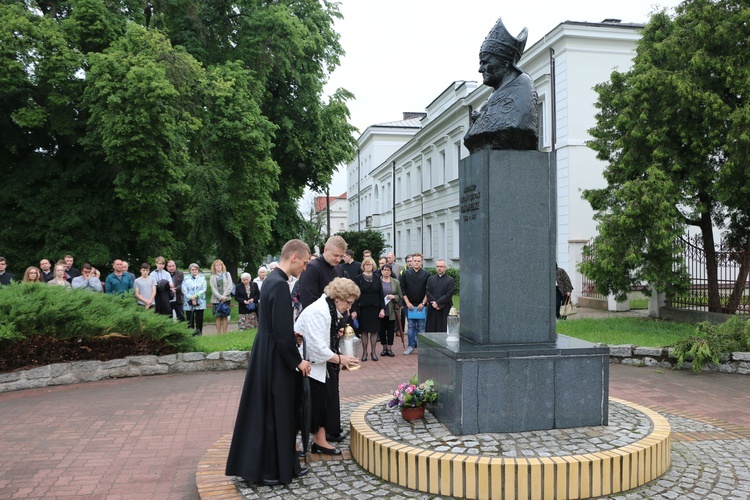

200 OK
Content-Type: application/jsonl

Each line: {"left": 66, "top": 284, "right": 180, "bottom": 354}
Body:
{"left": 398, "top": 383, "right": 407, "bottom": 391}
{"left": 405, "top": 385, "right": 416, "bottom": 394}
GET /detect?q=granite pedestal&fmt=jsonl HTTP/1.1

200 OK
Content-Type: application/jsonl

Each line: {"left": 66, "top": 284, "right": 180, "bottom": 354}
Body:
{"left": 420, "top": 333, "right": 609, "bottom": 434}
{"left": 419, "top": 149, "right": 609, "bottom": 434}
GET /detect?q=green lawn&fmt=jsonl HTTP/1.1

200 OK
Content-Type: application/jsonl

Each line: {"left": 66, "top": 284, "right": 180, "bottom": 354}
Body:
{"left": 556, "top": 317, "right": 695, "bottom": 347}
{"left": 194, "top": 300, "right": 697, "bottom": 352}
{"left": 193, "top": 329, "right": 256, "bottom": 352}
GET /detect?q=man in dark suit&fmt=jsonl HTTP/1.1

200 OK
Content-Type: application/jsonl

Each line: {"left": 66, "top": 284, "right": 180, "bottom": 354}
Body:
{"left": 167, "top": 260, "right": 185, "bottom": 321}
{"left": 0, "top": 257, "right": 14, "bottom": 286}
{"left": 341, "top": 249, "right": 361, "bottom": 278}
{"left": 63, "top": 254, "right": 81, "bottom": 283}
{"left": 426, "top": 260, "right": 456, "bottom": 333}
{"left": 226, "top": 239, "right": 311, "bottom": 485}
{"left": 39, "top": 258, "right": 54, "bottom": 282}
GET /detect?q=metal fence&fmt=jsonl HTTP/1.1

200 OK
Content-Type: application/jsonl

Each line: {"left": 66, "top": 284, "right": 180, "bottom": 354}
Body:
{"left": 580, "top": 240, "right": 606, "bottom": 300}
{"left": 667, "top": 234, "right": 750, "bottom": 314}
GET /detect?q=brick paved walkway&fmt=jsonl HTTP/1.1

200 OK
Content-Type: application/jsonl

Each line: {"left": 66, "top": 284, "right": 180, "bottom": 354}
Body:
{"left": 1, "top": 310, "right": 749, "bottom": 499}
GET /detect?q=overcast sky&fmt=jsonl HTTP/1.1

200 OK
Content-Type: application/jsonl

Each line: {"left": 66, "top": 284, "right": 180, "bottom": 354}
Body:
{"left": 316, "top": 0, "right": 681, "bottom": 198}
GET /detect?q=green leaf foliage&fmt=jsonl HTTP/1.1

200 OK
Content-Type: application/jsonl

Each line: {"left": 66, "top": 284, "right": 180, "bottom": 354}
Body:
{"left": 0, "top": 283, "right": 196, "bottom": 352}
{"left": 673, "top": 316, "right": 750, "bottom": 372}
{"left": 0, "top": 0, "right": 355, "bottom": 275}
{"left": 583, "top": 0, "right": 750, "bottom": 310}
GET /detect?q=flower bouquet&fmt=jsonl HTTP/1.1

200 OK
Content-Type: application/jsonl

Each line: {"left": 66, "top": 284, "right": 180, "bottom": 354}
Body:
{"left": 387, "top": 374, "right": 438, "bottom": 421}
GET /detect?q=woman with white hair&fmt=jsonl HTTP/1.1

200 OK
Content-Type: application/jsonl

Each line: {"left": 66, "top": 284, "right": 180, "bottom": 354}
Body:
{"left": 182, "top": 263, "right": 207, "bottom": 336}
{"left": 235, "top": 272, "right": 260, "bottom": 330}
{"left": 253, "top": 266, "right": 267, "bottom": 291}
{"left": 294, "top": 278, "right": 360, "bottom": 455}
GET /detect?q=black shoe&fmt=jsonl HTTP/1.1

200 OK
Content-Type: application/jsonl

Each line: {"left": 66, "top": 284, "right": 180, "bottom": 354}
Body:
{"left": 311, "top": 442, "right": 342, "bottom": 456}
{"left": 295, "top": 467, "right": 309, "bottom": 477}
{"left": 380, "top": 349, "right": 388, "bottom": 356}
{"left": 387, "top": 349, "right": 395, "bottom": 357}
{"left": 297, "top": 450, "right": 306, "bottom": 458}
{"left": 326, "top": 431, "right": 348, "bottom": 442}
{"left": 371, "top": 353, "right": 378, "bottom": 361}
{"left": 259, "top": 478, "right": 280, "bottom": 486}
{"left": 361, "top": 353, "right": 367, "bottom": 362}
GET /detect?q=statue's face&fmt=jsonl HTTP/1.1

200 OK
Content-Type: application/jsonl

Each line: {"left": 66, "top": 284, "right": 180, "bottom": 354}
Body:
{"left": 479, "top": 52, "right": 510, "bottom": 89}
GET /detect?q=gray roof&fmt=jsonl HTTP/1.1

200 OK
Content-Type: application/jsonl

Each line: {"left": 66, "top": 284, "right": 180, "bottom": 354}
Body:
{"left": 371, "top": 118, "right": 422, "bottom": 128}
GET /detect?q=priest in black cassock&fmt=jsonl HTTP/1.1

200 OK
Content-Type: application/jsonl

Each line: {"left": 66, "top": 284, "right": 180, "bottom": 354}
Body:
{"left": 226, "top": 240, "right": 312, "bottom": 486}
{"left": 425, "top": 260, "right": 456, "bottom": 333}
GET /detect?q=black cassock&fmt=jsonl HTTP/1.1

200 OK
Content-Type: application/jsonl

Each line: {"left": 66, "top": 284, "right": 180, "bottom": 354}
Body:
{"left": 226, "top": 268, "right": 303, "bottom": 484}
{"left": 425, "top": 273, "right": 455, "bottom": 333}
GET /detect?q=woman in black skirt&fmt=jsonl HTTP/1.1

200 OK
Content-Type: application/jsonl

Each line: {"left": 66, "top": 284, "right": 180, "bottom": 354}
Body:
{"left": 351, "top": 258, "right": 386, "bottom": 361}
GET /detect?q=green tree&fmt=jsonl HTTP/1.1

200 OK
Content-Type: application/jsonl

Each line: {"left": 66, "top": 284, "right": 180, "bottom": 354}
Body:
{"left": 0, "top": 0, "right": 355, "bottom": 275}
{"left": 583, "top": 0, "right": 750, "bottom": 313}
{"left": 336, "top": 230, "right": 386, "bottom": 260}
{"left": 0, "top": 1, "right": 122, "bottom": 268}
{"left": 83, "top": 24, "right": 204, "bottom": 259}
{"left": 151, "top": 0, "right": 358, "bottom": 256}
{"left": 185, "top": 61, "right": 279, "bottom": 276}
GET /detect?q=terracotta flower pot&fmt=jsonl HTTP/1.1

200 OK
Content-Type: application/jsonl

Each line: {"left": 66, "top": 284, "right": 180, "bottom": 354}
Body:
{"left": 401, "top": 406, "right": 426, "bottom": 421}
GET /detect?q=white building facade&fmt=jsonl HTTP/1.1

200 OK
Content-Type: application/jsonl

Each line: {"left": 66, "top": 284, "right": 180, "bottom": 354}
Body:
{"left": 315, "top": 193, "right": 348, "bottom": 236}
{"left": 346, "top": 20, "right": 643, "bottom": 300}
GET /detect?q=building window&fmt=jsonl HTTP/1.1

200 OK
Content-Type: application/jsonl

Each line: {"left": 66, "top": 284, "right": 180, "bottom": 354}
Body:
{"left": 416, "top": 166, "right": 422, "bottom": 195}
{"left": 425, "top": 158, "right": 432, "bottom": 190}
{"left": 454, "top": 142, "right": 462, "bottom": 180}
{"left": 425, "top": 224, "right": 433, "bottom": 258}
{"left": 405, "top": 229, "right": 411, "bottom": 253}
{"left": 453, "top": 219, "right": 460, "bottom": 259}
{"left": 438, "top": 222, "right": 446, "bottom": 261}
{"left": 438, "top": 150, "right": 446, "bottom": 186}
{"left": 396, "top": 176, "right": 402, "bottom": 202}
{"left": 405, "top": 173, "right": 411, "bottom": 199}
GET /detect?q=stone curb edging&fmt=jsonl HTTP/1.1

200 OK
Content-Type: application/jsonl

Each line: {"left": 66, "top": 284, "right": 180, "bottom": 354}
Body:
{"left": 0, "top": 351, "right": 249, "bottom": 394}
{"left": 2, "top": 346, "right": 750, "bottom": 394}
{"left": 607, "top": 345, "right": 750, "bottom": 374}
{"left": 349, "top": 395, "right": 671, "bottom": 499}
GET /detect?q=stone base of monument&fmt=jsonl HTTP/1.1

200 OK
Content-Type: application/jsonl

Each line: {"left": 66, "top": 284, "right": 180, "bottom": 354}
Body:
{"left": 349, "top": 395, "right": 671, "bottom": 500}
{"left": 419, "top": 333, "right": 609, "bottom": 434}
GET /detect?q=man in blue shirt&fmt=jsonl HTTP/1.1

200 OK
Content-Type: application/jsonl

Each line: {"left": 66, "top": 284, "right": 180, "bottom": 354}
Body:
{"left": 105, "top": 259, "right": 134, "bottom": 295}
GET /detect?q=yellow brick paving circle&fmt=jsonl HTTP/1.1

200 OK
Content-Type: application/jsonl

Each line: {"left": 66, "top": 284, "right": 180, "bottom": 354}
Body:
{"left": 349, "top": 396, "right": 671, "bottom": 499}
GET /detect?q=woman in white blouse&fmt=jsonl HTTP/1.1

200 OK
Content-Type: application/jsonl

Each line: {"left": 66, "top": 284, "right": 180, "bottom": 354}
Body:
{"left": 294, "top": 278, "right": 360, "bottom": 456}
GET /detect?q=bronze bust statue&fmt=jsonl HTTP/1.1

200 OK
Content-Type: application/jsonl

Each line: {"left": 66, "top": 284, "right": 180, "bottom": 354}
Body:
{"left": 463, "top": 17, "right": 539, "bottom": 153}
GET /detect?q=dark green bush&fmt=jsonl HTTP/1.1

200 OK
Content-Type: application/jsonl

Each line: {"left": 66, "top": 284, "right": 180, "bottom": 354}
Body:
{"left": 673, "top": 316, "right": 750, "bottom": 372}
{"left": 0, "top": 283, "right": 196, "bottom": 351}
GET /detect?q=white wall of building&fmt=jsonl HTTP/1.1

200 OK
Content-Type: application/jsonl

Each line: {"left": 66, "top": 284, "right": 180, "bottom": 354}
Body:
{"left": 318, "top": 196, "right": 348, "bottom": 236}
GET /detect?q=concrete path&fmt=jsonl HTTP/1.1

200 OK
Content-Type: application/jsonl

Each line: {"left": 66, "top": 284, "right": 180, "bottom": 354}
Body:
{"left": 1, "top": 309, "right": 748, "bottom": 499}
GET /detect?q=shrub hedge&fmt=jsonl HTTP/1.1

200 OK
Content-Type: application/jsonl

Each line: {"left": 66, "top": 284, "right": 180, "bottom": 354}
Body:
{"left": 0, "top": 283, "right": 196, "bottom": 351}
{"left": 674, "top": 316, "right": 750, "bottom": 372}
